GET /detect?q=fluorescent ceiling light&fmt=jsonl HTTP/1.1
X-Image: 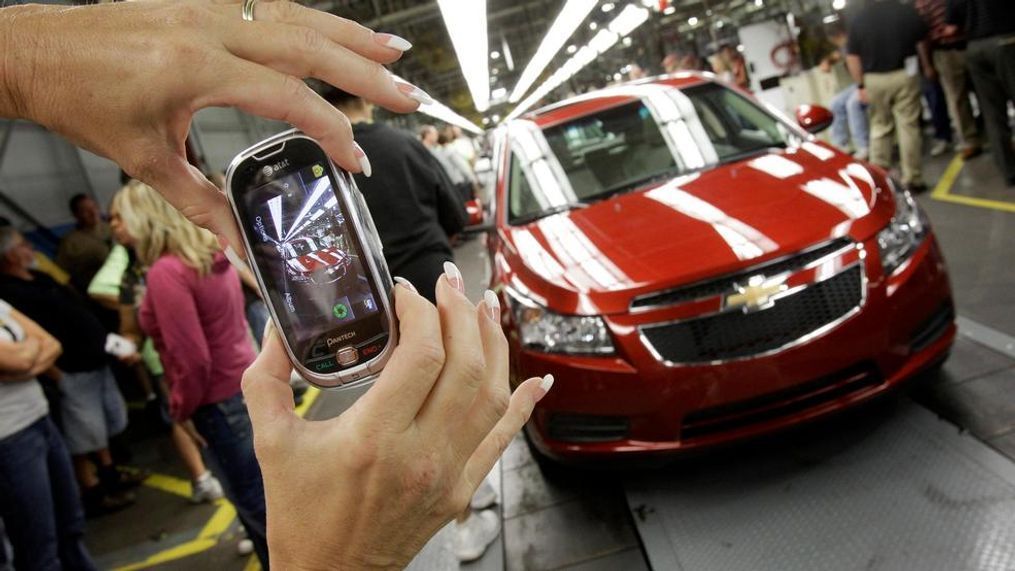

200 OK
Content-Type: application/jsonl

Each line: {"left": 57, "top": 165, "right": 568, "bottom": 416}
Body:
{"left": 438, "top": 0, "right": 490, "bottom": 112}
{"left": 588, "top": 29, "right": 619, "bottom": 53}
{"left": 504, "top": 5, "right": 651, "bottom": 122}
{"left": 609, "top": 4, "right": 650, "bottom": 36}
{"left": 508, "top": 0, "right": 597, "bottom": 103}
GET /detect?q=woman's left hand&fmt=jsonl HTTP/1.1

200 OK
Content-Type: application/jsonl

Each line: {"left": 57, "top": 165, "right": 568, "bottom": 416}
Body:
{"left": 0, "top": 0, "right": 426, "bottom": 251}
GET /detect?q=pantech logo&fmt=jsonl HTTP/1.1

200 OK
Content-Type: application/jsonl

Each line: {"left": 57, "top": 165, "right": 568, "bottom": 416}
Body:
{"left": 261, "top": 159, "right": 291, "bottom": 177}
{"left": 326, "top": 331, "right": 357, "bottom": 348}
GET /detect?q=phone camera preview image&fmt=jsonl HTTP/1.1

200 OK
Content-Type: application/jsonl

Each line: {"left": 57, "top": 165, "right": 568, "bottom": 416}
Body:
{"left": 244, "top": 163, "right": 387, "bottom": 377}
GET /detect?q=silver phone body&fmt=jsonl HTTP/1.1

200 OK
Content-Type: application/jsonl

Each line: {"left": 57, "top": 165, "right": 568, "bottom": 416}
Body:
{"left": 225, "top": 129, "right": 397, "bottom": 390}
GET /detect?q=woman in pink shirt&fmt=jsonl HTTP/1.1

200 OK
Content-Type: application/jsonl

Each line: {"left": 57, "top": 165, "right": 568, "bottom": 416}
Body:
{"left": 110, "top": 181, "right": 268, "bottom": 567}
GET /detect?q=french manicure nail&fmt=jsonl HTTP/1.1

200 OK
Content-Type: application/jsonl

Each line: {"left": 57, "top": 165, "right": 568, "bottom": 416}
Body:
{"left": 443, "top": 261, "right": 463, "bottom": 293}
{"left": 262, "top": 319, "right": 275, "bottom": 346}
{"left": 483, "top": 289, "right": 500, "bottom": 321}
{"left": 539, "top": 374, "right": 555, "bottom": 394}
{"left": 375, "top": 32, "right": 413, "bottom": 52}
{"left": 224, "top": 246, "right": 248, "bottom": 270}
{"left": 353, "top": 142, "right": 372, "bottom": 178}
{"left": 395, "top": 81, "right": 435, "bottom": 106}
{"left": 393, "top": 276, "right": 418, "bottom": 293}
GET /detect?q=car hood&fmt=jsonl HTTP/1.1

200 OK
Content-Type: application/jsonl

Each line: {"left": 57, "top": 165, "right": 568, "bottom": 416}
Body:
{"left": 502, "top": 143, "right": 895, "bottom": 315}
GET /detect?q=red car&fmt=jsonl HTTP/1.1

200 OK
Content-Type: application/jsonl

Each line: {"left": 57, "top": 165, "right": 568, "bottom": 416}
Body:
{"left": 283, "top": 237, "right": 351, "bottom": 284}
{"left": 489, "top": 73, "right": 954, "bottom": 463}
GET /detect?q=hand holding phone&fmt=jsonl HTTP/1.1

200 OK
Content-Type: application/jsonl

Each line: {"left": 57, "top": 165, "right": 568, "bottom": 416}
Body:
{"left": 226, "top": 130, "right": 397, "bottom": 390}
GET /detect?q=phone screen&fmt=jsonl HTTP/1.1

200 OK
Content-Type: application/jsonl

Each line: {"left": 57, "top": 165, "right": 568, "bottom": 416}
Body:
{"left": 233, "top": 142, "right": 389, "bottom": 376}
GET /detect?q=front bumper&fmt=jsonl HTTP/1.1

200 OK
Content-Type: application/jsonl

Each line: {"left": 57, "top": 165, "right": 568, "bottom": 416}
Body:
{"left": 512, "top": 235, "right": 954, "bottom": 462}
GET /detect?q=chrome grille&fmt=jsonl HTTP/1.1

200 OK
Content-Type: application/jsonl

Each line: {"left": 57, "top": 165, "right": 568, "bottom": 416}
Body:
{"left": 631, "top": 238, "right": 854, "bottom": 310}
{"left": 641, "top": 265, "right": 864, "bottom": 364}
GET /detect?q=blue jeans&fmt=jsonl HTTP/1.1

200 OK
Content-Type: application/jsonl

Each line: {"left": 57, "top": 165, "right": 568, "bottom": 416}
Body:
{"left": 922, "top": 77, "right": 953, "bottom": 142}
{"left": 830, "top": 85, "right": 869, "bottom": 152}
{"left": 192, "top": 394, "right": 269, "bottom": 568}
{"left": 0, "top": 417, "right": 96, "bottom": 571}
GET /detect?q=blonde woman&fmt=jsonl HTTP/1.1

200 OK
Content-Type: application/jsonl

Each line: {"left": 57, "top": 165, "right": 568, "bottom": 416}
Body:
{"left": 110, "top": 181, "right": 267, "bottom": 566}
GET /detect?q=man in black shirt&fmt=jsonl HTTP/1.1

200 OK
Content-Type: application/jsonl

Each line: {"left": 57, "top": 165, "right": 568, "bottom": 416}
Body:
{"left": 317, "top": 87, "right": 467, "bottom": 304}
{"left": 847, "top": 0, "right": 930, "bottom": 191}
{"left": 949, "top": 0, "right": 1015, "bottom": 186}
{"left": 0, "top": 226, "right": 141, "bottom": 515}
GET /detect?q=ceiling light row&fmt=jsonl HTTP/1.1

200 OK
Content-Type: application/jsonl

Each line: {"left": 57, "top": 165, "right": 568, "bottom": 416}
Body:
{"left": 508, "top": 0, "right": 599, "bottom": 104}
{"left": 504, "top": 4, "right": 650, "bottom": 122}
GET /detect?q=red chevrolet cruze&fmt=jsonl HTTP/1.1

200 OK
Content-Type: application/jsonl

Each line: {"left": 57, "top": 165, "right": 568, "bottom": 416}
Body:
{"left": 489, "top": 73, "right": 954, "bottom": 463}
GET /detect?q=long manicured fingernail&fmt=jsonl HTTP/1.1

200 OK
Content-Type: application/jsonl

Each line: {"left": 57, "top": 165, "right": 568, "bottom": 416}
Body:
{"left": 443, "top": 261, "right": 463, "bottom": 293}
{"left": 539, "top": 374, "right": 555, "bottom": 394}
{"left": 393, "top": 276, "right": 417, "bottom": 293}
{"left": 224, "top": 246, "right": 248, "bottom": 270}
{"left": 483, "top": 289, "right": 500, "bottom": 321}
{"left": 262, "top": 319, "right": 275, "bottom": 346}
{"left": 395, "top": 81, "right": 435, "bottom": 106}
{"left": 353, "top": 142, "right": 372, "bottom": 177}
{"left": 375, "top": 33, "right": 413, "bottom": 52}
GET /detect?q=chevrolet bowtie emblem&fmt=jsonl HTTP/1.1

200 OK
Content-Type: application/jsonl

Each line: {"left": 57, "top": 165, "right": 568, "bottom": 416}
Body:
{"left": 725, "top": 275, "right": 788, "bottom": 312}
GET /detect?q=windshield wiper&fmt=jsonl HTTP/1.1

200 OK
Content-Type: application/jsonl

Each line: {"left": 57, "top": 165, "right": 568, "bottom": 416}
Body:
{"left": 510, "top": 202, "right": 589, "bottom": 225}
{"left": 588, "top": 166, "right": 688, "bottom": 202}
{"left": 718, "top": 144, "right": 786, "bottom": 165}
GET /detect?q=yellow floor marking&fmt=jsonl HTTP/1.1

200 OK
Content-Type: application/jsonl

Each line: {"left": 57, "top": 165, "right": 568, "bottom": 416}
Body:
{"left": 113, "top": 384, "right": 322, "bottom": 570}
{"left": 139, "top": 472, "right": 192, "bottom": 499}
{"left": 243, "top": 554, "right": 262, "bottom": 571}
{"left": 932, "top": 155, "right": 1015, "bottom": 212}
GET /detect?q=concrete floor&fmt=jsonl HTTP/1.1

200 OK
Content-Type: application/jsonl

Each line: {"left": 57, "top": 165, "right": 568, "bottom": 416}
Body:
{"left": 83, "top": 141, "right": 1015, "bottom": 571}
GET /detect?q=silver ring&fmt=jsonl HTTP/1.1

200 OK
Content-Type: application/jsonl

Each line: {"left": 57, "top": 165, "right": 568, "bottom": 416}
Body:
{"left": 241, "top": 0, "right": 258, "bottom": 22}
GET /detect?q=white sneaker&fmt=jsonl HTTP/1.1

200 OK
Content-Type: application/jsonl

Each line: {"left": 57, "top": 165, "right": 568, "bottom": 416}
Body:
{"left": 237, "top": 538, "right": 254, "bottom": 556}
{"left": 930, "top": 139, "right": 950, "bottom": 157}
{"left": 470, "top": 478, "right": 499, "bottom": 510}
{"left": 191, "top": 472, "right": 225, "bottom": 504}
{"left": 853, "top": 148, "right": 869, "bottom": 161}
{"left": 453, "top": 510, "right": 501, "bottom": 562}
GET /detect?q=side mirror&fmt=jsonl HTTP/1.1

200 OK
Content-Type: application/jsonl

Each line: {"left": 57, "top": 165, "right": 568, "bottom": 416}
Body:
{"left": 795, "top": 104, "right": 834, "bottom": 134}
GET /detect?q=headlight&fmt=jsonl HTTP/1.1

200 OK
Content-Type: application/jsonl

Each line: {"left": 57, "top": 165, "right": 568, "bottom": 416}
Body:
{"left": 877, "top": 181, "right": 929, "bottom": 276}
{"left": 506, "top": 291, "right": 614, "bottom": 355}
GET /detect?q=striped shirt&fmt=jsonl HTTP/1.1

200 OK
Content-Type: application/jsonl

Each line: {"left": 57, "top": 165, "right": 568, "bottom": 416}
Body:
{"left": 916, "top": 0, "right": 965, "bottom": 47}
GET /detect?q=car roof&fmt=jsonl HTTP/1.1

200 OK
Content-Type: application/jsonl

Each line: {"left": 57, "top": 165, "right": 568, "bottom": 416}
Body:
{"left": 520, "top": 72, "right": 715, "bottom": 130}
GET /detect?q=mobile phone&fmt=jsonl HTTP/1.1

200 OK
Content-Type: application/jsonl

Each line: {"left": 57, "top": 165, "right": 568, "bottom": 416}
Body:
{"left": 225, "top": 130, "right": 397, "bottom": 390}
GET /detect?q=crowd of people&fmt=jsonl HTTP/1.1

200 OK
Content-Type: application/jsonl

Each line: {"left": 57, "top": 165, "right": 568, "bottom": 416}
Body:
{"left": 653, "top": 0, "right": 1013, "bottom": 190}
{"left": 836, "top": 0, "right": 1012, "bottom": 190}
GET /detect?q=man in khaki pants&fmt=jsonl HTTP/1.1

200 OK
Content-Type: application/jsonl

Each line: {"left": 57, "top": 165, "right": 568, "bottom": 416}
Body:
{"left": 847, "top": 0, "right": 931, "bottom": 192}
{"left": 915, "top": 0, "right": 983, "bottom": 160}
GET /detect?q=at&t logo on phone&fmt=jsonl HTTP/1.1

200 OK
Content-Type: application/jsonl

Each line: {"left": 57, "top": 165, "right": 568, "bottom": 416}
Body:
{"left": 262, "top": 159, "right": 291, "bottom": 177}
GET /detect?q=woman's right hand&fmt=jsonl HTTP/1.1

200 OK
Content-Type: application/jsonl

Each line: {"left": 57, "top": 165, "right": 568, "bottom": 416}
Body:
{"left": 242, "top": 269, "right": 552, "bottom": 569}
{"left": 0, "top": 0, "right": 429, "bottom": 251}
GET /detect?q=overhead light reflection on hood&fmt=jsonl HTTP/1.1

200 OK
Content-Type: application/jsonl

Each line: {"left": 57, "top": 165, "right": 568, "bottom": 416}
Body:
{"left": 645, "top": 182, "right": 778, "bottom": 261}
{"left": 537, "top": 216, "right": 632, "bottom": 291}
{"left": 748, "top": 154, "right": 804, "bottom": 179}
{"left": 801, "top": 178, "right": 871, "bottom": 219}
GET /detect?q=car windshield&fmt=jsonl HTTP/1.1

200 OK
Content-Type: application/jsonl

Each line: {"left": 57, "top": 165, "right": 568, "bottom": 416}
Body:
{"left": 508, "top": 82, "right": 794, "bottom": 224}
